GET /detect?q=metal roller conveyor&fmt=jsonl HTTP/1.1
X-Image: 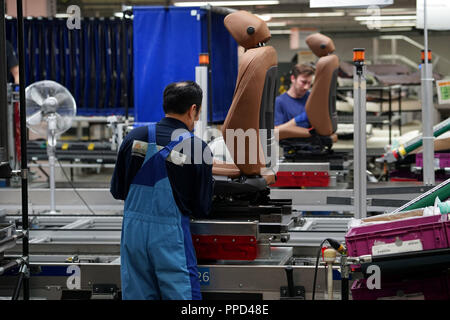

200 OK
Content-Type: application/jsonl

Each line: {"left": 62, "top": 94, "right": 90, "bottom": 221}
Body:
{"left": 0, "top": 220, "right": 25, "bottom": 278}
{"left": 0, "top": 211, "right": 319, "bottom": 300}
{"left": 0, "top": 184, "right": 344, "bottom": 300}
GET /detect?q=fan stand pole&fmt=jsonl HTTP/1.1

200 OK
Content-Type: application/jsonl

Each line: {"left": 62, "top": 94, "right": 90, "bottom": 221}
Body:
{"left": 47, "top": 118, "right": 57, "bottom": 214}
{"left": 48, "top": 151, "right": 56, "bottom": 214}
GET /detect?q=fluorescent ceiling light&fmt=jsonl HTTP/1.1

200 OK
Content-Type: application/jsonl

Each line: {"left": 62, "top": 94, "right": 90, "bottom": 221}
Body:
{"left": 256, "top": 14, "right": 272, "bottom": 21}
{"left": 174, "top": 1, "right": 279, "bottom": 7}
{"left": 269, "top": 29, "right": 291, "bottom": 35}
{"left": 360, "top": 21, "right": 416, "bottom": 28}
{"left": 55, "top": 13, "right": 70, "bottom": 18}
{"left": 380, "top": 27, "right": 413, "bottom": 32}
{"left": 347, "top": 9, "right": 416, "bottom": 16}
{"left": 354, "top": 15, "right": 416, "bottom": 21}
{"left": 261, "top": 11, "right": 345, "bottom": 19}
{"left": 267, "top": 21, "right": 287, "bottom": 27}
{"left": 310, "top": 0, "right": 393, "bottom": 8}
{"left": 381, "top": 23, "right": 417, "bottom": 27}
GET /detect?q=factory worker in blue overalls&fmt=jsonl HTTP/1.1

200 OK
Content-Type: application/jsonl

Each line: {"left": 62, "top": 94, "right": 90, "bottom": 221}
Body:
{"left": 110, "top": 81, "right": 214, "bottom": 300}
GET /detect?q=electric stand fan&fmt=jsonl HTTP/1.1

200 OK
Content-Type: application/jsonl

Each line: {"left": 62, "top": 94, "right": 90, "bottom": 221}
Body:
{"left": 26, "top": 80, "right": 76, "bottom": 214}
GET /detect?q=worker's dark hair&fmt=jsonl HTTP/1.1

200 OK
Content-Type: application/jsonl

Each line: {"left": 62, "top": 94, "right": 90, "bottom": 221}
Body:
{"left": 163, "top": 81, "right": 203, "bottom": 115}
{"left": 291, "top": 63, "right": 315, "bottom": 78}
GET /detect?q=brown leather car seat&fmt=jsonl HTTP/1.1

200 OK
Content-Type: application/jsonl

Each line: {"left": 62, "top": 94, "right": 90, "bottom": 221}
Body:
{"left": 277, "top": 33, "right": 339, "bottom": 140}
{"left": 212, "top": 11, "right": 278, "bottom": 187}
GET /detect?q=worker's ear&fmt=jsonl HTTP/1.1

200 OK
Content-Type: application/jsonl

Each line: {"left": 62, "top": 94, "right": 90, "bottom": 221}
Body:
{"left": 188, "top": 104, "right": 197, "bottom": 120}
{"left": 290, "top": 74, "right": 296, "bottom": 83}
{"left": 189, "top": 104, "right": 201, "bottom": 121}
{"left": 194, "top": 104, "right": 201, "bottom": 118}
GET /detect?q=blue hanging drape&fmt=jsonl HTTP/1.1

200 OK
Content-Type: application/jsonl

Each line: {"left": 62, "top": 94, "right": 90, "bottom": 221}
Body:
{"left": 6, "top": 17, "right": 134, "bottom": 116}
{"left": 133, "top": 6, "right": 237, "bottom": 123}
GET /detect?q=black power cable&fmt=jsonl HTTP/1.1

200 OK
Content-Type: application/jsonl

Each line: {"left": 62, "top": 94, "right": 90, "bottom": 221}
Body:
{"left": 16, "top": 0, "right": 30, "bottom": 301}
{"left": 11, "top": 262, "right": 25, "bottom": 300}
{"left": 312, "top": 239, "right": 327, "bottom": 300}
{"left": 57, "top": 159, "right": 96, "bottom": 215}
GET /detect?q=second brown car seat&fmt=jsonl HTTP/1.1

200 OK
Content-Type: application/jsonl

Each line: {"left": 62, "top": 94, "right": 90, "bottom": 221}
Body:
{"left": 212, "top": 10, "right": 278, "bottom": 194}
{"left": 277, "top": 33, "right": 339, "bottom": 141}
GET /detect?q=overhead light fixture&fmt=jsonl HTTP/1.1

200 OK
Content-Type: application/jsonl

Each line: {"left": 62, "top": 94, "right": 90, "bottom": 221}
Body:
{"left": 380, "top": 22, "right": 416, "bottom": 28}
{"left": 55, "top": 13, "right": 70, "bottom": 18}
{"left": 260, "top": 11, "right": 345, "bottom": 19}
{"left": 256, "top": 14, "right": 272, "bottom": 21}
{"left": 347, "top": 9, "right": 416, "bottom": 16}
{"left": 360, "top": 21, "right": 416, "bottom": 28}
{"left": 380, "top": 27, "right": 413, "bottom": 32}
{"left": 267, "top": 21, "right": 287, "bottom": 27}
{"left": 354, "top": 15, "right": 416, "bottom": 21}
{"left": 269, "top": 29, "right": 291, "bottom": 35}
{"left": 310, "top": 0, "right": 393, "bottom": 8}
{"left": 174, "top": 1, "right": 279, "bottom": 7}
{"left": 114, "top": 11, "right": 134, "bottom": 18}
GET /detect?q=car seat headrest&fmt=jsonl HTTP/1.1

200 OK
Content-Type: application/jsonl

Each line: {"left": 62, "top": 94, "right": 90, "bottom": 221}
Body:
{"left": 306, "top": 33, "right": 335, "bottom": 57}
{"left": 224, "top": 10, "right": 271, "bottom": 50}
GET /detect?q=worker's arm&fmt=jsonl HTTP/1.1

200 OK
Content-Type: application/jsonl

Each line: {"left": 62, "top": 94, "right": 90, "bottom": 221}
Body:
{"left": 110, "top": 127, "right": 147, "bottom": 200}
{"left": 110, "top": 138, "right": 132, "bottom": 200}
{"left": 10, "top": 65, "right": 19, "bottom": 84}
{"left": 275, "top": 118, "right": 312, "bottom": 140}
{"left": 191, "top": 142, "right": 214, "bottom": 218}
{"left": 275, "top": 118, "right": 338, "bottom": 143}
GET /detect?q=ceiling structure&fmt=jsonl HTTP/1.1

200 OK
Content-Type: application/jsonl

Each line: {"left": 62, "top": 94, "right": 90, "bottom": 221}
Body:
{"left": 56, "top": 0, "right": 423, "bottom": 34}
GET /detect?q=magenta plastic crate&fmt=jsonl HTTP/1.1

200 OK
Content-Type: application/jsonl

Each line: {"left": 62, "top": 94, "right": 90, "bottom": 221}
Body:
{"left": 345, "top": 214, "right": 448, "bottom": 258}
{"left": 351, "top": 275, "right": 450, "bottom": 300}
{"left": 445, "top": 217, "right": 450, "bottom": 248}
{"left": 415, "top": 153, "right": 450, "bottom": 169}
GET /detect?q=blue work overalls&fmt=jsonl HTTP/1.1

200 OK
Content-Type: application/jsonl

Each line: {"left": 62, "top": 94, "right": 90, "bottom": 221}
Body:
{"left": 120, "top": 123, "right": 201, "bottom": 300}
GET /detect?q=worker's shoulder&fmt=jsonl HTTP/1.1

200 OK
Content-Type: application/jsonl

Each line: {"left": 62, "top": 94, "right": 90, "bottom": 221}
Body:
{"left": 125, "top": 125, "right": 148, "bottom": 141}
{"left": 275, "top": 92, "right": 289, "bottom": 103}
{"left": 275, "top": 93, "right": 285, "bottom": 100}
{"left": 181, "top": 135, "right": 212, "bottom": 155}
{"left": 120, "top": 126, "right": 148, "bottom": 150}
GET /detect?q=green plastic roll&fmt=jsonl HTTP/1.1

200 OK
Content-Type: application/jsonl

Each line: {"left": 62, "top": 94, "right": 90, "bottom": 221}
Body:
{"left": 403, "top": 119, "right": 450, "bottom": 154}
{"left": 398, "top": 179, "right": 450, "bottom": 212}
{"left": 379, "top": 118, "right": 450, "bottom": 163}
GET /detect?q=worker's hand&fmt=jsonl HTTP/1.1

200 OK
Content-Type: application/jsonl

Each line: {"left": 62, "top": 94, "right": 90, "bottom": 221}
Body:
{"left": 330, "top": 133, "right": 338, "bottom": 143}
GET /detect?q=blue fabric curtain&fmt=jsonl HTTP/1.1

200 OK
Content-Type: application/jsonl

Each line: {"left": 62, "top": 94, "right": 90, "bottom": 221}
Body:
{"left": 4, "top": 9, "right": 237, "bottom": 120}
{"left": 133, "top": 7, "right": 204, "bottom": 122}
{"left": 6, "top": 17, "right": 134, "bottom": 116}
{"left": 133, "top": 6, "right": 237, "bottom": 123}
{"left": 210, "top": 12, "right": 238, "bottom": 123}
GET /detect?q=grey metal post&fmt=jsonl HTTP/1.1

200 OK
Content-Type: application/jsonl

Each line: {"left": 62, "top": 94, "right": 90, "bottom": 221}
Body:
{"left": 195, "top": 64, "right": 208, "bottom": 141}
{"left": 372, "top": 38, "right": 379, "bottom": 64}
{"left": 7, "top": 86, "right": 17, "bottom": 170}
{"left": 391, "top": 38, "right": 397, "bottom": 64}
{"left": 421, "top": 0, "right": 435, "bottom": 186}
{"left": 353, "top": 49, "right": 367, "bottom": 219}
